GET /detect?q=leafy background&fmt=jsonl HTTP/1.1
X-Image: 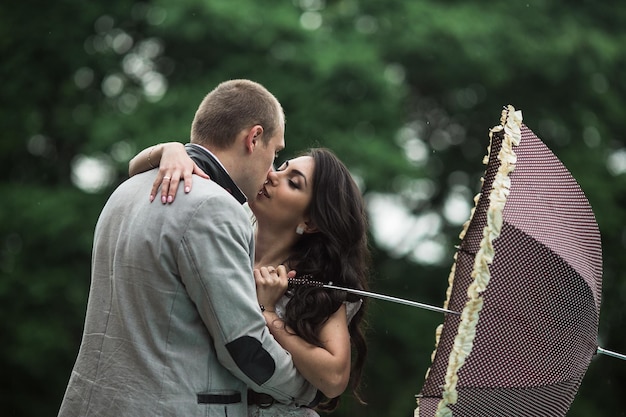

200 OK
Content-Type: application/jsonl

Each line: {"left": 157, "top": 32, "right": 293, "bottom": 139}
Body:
{"left": 1, "top": 0, "right": 625, "bottom": 416}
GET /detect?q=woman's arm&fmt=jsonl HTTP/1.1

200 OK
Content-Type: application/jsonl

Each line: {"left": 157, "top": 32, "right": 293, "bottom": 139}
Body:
{"left": 128, "top": 142, "right": 164, "bottom": 177}
{"left": 128, "top": 142, "right": 209, "bottom": 203}
{"left": 254, "top": 266, "right": 351, "bottom": 399}
{"left": 264, "top": 306, "right": 351, "bottom": 399}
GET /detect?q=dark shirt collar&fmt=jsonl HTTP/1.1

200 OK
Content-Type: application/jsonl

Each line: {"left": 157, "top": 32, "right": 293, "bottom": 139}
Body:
{"left": 184, "top": 143, "right": 247, "bottom": 205}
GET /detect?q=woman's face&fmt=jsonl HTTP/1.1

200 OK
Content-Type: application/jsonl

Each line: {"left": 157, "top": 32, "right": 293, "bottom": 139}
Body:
{"left": 249, "top": 155, "right": 315, "bottom": 232}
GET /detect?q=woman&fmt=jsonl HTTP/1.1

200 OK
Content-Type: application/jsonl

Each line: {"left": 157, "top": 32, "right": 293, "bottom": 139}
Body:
{"left": 129, "top": 143, "right": 370, "bottom": 416}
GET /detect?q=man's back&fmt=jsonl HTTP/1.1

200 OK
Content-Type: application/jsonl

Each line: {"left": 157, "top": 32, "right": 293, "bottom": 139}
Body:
{"left": 59, "top": 171, "right": 257, "bottom": 416}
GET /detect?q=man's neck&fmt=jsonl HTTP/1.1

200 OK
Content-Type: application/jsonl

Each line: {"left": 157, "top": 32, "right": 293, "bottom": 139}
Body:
{"left": 185, "top": 144, "right": 247, "bottom": 204}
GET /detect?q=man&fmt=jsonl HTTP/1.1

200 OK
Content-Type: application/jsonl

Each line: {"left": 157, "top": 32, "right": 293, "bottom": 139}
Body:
{"left": 59, "top": 80, "right": 318, "bottom": 416}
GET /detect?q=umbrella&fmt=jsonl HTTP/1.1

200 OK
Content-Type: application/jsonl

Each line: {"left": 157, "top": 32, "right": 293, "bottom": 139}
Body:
{"left": 415, "top": 105, "right": 604, "bottom": 417}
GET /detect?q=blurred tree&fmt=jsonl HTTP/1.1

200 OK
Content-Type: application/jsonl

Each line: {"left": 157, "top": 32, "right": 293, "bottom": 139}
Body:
{"left": 1, "top": 0, "right": 624, "bottom": 416}
{"left": 359, "top": 1, "right": 626, "bottom": 415}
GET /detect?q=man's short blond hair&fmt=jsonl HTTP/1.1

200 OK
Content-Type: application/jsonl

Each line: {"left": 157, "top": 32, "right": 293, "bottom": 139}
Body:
{"left": 191, "top": 79, "right": 283, "bottom": 149}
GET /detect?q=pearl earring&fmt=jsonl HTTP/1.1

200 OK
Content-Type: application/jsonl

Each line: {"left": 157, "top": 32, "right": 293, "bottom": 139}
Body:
{"left": 296, "top": 225, "right": 304, "bottom": 235}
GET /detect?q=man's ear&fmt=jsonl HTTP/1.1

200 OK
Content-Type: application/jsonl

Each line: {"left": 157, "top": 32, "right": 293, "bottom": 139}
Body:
{"left": 245, "top": 125, "right": 264, "bottom": 153}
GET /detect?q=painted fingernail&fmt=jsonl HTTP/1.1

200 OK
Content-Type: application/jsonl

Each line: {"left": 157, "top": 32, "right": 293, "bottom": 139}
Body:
{"left": 185, "top": 186, "right": 190, "bottom": 193}
{"left": 149, "top": 195, "right": 154, "bottom": 202}
{"left": 161, "top": 195, "right": 167, "bottom": 204}
{"left": 167, "top": 195, "right": 173, "bottom": 203}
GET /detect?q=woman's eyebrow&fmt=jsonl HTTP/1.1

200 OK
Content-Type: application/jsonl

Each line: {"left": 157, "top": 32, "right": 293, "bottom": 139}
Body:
{"left": 282, "top": 161, "right": 308, "bottom": 186}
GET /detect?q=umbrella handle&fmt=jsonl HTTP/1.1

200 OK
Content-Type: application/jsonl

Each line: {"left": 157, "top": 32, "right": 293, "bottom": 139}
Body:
{"left": 597, "top": 346, "right": 626, "bottom": 361}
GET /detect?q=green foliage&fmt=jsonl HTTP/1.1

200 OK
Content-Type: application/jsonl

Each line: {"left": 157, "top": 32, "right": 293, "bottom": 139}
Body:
{"left": 2, "top": 0, "right": 625, "bottom": 415}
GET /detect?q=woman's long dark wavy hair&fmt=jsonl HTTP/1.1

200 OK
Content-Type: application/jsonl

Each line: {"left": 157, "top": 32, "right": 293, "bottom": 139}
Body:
{"left": 282, "top": 148, "right": 370, "bottom": 412}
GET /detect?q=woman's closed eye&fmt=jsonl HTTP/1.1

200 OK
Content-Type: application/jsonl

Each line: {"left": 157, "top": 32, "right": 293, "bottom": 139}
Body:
{"left": 275, "top": 160, "right": 308, "bottom": 190}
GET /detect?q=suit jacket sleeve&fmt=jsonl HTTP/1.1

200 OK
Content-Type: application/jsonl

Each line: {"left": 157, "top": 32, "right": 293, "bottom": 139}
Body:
{"left": 176, "top": 192, "right": 317, "bottom": 405}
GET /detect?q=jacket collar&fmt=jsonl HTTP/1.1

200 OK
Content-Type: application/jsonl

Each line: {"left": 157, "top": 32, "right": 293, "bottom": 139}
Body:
{"left": 185, "top": 144, "right": 247, "bottom": 205}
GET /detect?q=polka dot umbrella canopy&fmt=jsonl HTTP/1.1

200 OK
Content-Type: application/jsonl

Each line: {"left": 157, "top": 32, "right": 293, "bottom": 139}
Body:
{"left": 415, "top": 106, "right": 603, "bottom": 417}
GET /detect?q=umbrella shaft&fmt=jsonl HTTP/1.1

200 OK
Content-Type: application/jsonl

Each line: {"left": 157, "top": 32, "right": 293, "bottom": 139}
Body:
{"left": 323, "top": 284, "right": 460, "bottom": 315}
{"left": 597, "top": 347, "right": 626, "bottom": 361}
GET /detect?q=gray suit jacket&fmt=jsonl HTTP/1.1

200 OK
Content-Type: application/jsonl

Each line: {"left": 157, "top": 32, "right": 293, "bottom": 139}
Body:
{"left": 59, "top": 155, "right": 317, "bottom": 416}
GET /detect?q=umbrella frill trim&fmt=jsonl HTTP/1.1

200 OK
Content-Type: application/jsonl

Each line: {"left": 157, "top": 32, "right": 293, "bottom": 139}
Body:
{"left": 416, "top": 106, "right": 522, "bottom": 417}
